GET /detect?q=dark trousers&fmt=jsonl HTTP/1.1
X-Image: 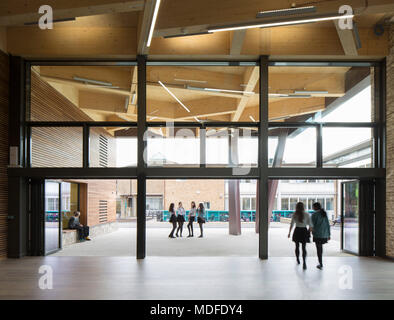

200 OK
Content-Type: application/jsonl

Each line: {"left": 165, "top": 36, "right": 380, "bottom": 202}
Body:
{"left": 315, "top": 242, "right": 323, "bottom": 266}
{"left": 295, "top": 242, "right": 307, "bottom": 262}
{"left": 187, "top": 220, "right": 194, "bottom": 236}
{"left": 169, "top": 221, "right": 177, "bottom": 237}
{"left": 198, "top": 222, "right": 203, "bottom": 236}
{"left": 176, "top": 221, "right": 184, "bottom": 236}
{"left": 74, "top": 225, "right": 89, "bottom": 240}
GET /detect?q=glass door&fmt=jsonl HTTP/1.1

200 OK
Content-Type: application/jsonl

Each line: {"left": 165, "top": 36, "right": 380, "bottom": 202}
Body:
{"left": 341, "top": 180, "right": 359, "bottom": 255}
{"left": 44, "top": 181, "right": 61, "bottom": 254}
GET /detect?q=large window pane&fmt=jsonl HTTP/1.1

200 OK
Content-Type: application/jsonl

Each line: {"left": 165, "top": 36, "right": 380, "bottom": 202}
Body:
{"left": 147, "top": 127, "right": 200, "bottom": 167}
{"left": 206, "top": 127, "right": 258, "bottom": 167}
{"left": 269, "top": 127, "right": 316, "bottom": 167}
{"left": 146, "top": 65, "right": 259, "bottom": 123}
{"left": 29, "top": 65, "right": 137, "bottom": 122}
{"left": 89, "top": 127, "right": 137, "bottom": 168}
{"left": 323, "top": 127, "right": 373, "bottom": 168}
{"left": 31, "top": 127, "right": 83, "bottom": 167}
{"left": 268, "top": 66, "right": 374, "bottom": 123}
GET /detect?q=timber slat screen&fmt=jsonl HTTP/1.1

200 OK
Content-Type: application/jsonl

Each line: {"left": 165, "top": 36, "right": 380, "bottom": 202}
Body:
{"left": 0, "top": 51, "right": 9, "bottom": 258}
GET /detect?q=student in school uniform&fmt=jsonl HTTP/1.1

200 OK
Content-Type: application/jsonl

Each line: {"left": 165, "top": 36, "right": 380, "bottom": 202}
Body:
{"left": 197, "top": 203, "right": 206, "bottom": 238}
{"left": 288, "top": 202, "right": 313, "bottom": 270}
{"left": 168, "top": 203, "right": 177, "bottom": 238}
{"left": 176, "top": 202, "right": 186, "bottom": 237}
{"left": 187, "top": 201, "right": 197, "bottom": 237}
{"left": 311, "top": 202, "right": 331, "bottom": 270}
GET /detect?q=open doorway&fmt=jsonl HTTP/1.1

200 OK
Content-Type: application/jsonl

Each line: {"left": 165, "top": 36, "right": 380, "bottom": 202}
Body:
{"left": 268, "top": 179, "right": 363, "bottom": 258}
{"left": 145, "top": 179, "right": 258, "bottom": 257}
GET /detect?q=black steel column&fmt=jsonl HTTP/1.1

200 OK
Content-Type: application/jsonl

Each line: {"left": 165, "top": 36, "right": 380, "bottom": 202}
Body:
{"left": 258, "top": 56, "right": 269, "bottom": 259}
{"left": 8, "top": 56, "right": 28, "bottom": 258}
{"left": 316, "top": 124, "right": 323, "bottom": 167}
{"left": 137, "top": 55, "right": 147, "bottom": 259}
{"left": 359, "top": 180, "right": 375, "bottom": 256}
{"left": 199, "top": 125, "right": 206, "bottom": 168}
{"left": 83, "top": 124, "right": 90, "bottom": 168}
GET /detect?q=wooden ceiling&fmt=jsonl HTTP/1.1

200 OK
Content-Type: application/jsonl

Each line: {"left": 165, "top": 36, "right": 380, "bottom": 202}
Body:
{"left": 34, "top": 64, "right": 354, "bottom": 133}
{"left": 0, "top": 0, "right": 393, "bottom": 58}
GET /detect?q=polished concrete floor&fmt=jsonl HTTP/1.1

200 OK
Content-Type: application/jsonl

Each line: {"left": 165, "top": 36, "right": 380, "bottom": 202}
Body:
{"left": 53, "top": 222, "right": 347, "bottom": 257}
{"left": 0, "top": 256, "right": 393, "bottom": 300}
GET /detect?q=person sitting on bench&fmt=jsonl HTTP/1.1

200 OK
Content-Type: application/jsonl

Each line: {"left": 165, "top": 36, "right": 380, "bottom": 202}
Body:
{"left": 68, "top": 211, "right": 91, "bottom": 242}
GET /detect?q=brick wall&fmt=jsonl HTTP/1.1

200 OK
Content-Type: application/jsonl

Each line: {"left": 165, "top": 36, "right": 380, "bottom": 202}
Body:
{"left": 387, "top": 24, "right": 394, "bottom": 258}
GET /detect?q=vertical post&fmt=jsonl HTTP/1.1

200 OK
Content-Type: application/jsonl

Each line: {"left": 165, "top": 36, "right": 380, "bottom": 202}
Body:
{"left": 200, "top": 125, "right": 206, "bottom": 168}
{"left": 316, "top": 124, "right": 323, "bottom": 168}
{"left": 258, "top": 56, "right": 269, "bottom": 259}
{"left": 83, "top": 124, "right": 90, "bottom": 168}
{"left": 137, "top": 55, "right": 147, "bottom": 259}
{"left": 8, "top": 56, "right": 29, "bottom": 258}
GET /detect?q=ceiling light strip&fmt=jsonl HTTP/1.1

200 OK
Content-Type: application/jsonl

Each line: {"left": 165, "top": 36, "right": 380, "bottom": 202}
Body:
{"left": 147, "top": 0, "right": 162, "bottom": 47}
{"left": 158, "top": 80, "right": 191, "bottom": 113}
{"left": 208, "top": 13, "right": 354, "bottom": 33}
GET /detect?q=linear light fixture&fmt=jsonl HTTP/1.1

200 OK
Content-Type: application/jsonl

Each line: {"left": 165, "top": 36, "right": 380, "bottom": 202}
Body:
{"left": 294, "top": 90, "right": 328, "bottom": 94}
{"left": 124, "top": 97, "right": 129, "bottom": 112}
{"left": 73, "top": 76, "right": 112, "bottom": 87}
{"left": 256, "top": 6, "right": 316, "bottom": 18}
{"left": 147, "top": 0, "right": 162, "bottom": 47}
{"left": 187, "top": 85, "right": 254, "bottom": 95}
{"left": 24, "top": 17, "right": 76, "bottom": 26}
{"left": 175, "top": 78, "right": 207, "bottom": 84}
{"left": 249, "top": 115, "right": 256, "bottom": 122}
{"left": 208, "top": 13, "right": 354, "bottom": 33}
{"left": 158, "top": 80, "right": 191, "bottom": 113}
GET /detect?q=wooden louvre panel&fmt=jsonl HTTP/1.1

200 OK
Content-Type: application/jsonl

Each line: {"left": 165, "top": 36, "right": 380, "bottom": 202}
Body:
{"left": 98, "top": 200, "right": 108, "bottom": 223}
{"left": 0, "top": 50, "right": 9, "bottom": 258}
{"left": 99, "top": 135, "right": 109, "bottom": 168}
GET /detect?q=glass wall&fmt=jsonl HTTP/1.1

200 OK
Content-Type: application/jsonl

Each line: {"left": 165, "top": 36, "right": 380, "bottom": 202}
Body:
{"left": 29, "top": 65, "right": 137, "bottom": 122}
{"left": 146, "top": 65, "right": 259, "bottom": 123}
{"left": 45, "top": 181, "right": 60, "bottom": 254}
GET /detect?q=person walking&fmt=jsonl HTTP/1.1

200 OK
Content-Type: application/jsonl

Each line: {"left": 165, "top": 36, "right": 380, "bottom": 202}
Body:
{"left": 312, "top": 202, "right": 331, "bottom": 270}
{"left": 288, "top": 202, "right": 313, "bottom": 270}
{"left": 176, "top": 202, "right": 186, "bottom": 237}
{"left": 168, "top": 203, "right": 177, "bottom": 238}
{"left": 187, "top": 201, "right": 197, "bottom": 237}
{"left": 197, "top": 203, "right": 206, "bottom": 238}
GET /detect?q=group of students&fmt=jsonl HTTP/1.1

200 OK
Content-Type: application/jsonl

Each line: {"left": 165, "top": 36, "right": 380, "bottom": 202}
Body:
{"left": 168, "top": 201, "right": 206, "bottom": 238}
{"left": 288, "top": 202, "right": 331, "bottom": 270}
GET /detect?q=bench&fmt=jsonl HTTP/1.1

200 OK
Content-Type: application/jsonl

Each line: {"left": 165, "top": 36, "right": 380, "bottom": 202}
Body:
{"left": 62, "top": 229, "right": 78, "bottom": 246}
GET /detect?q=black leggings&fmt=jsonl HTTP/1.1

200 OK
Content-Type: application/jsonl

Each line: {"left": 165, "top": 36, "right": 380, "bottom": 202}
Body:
{"left": 315, "top": 242, "right": 323, "bottom": 266}
{"left": 187, "top": 220, "right": 194, "bottom": 236}
{"left": 198, "top": 222, "right": 203, "bottom": 236}
{"left": 169, "top": 221, "right": 177, "bottom": 237}
{"left": 295, "top": 242, "right": 307, "bottom": 262}
{"left": 176, "top": 221, "right": 184, "bottom": 236}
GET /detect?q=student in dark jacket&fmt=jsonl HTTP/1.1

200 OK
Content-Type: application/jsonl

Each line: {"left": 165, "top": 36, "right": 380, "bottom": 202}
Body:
{"left": 168, "top": 203, "right": 177, "bottom": 238}
{"left": 68, "top": 211, "right": 91, "bottom": 242}
{"left": 311, "top": 202, "right": 331, "bottom": 270}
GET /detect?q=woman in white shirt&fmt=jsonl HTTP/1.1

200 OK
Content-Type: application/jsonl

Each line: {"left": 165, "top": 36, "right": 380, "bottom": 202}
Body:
{"left": 187, "top": 201, "right": 197, "bottom": 237}
{"left": 176, "top": 202, "right": 186, "bottom": 237}
{"left": 288, "top": 202, "right": 313, "bottom": 269}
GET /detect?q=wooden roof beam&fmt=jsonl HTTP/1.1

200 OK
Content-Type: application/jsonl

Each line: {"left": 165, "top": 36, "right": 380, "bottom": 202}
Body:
{"left": 232, "top": 66, "right": 259, "bottom": 121}
{"left": 230, "top": 30, "right": 246, "bottom": 55}
{"left": 334, "top": 21, "right": 359, "bottom": 56}
{"left": 137, "top": 0, "right": 160, "bottom": 54}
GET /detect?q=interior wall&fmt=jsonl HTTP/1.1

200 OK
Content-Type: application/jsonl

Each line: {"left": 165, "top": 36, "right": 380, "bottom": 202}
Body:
{"left": 0, "top": 49, "right": 9, "bottom": 258}
{"left": 386, "top": 24, "right": 394, "bottom": 258}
